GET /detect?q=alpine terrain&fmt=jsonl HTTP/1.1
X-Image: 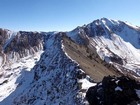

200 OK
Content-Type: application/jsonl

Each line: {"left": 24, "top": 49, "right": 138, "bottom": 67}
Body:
{"left": 0, "top": 18, "right": 140, "bottom": 105}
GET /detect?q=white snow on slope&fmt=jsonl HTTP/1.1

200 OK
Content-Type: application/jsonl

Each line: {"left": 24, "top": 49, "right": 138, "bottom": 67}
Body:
{"left": 0, "top": 56, "right": 3, "bottom": 67}
{"left": 0, "top": 50, "right": 43, "bottom": 104}
{"left": 0, "top": 34, "right": 82, "bottom": 105}
{"left": 67, "top": 18, "right": 140, "bottom": 77}
{"left": 80, "top": 18, "right": 140, "bottom": 77}
{"left": 136, "top": 89, "right": 140, "bottom": 98}
{"left": 115, "top": 86, "right": 123, "bottom": 91}
{"left": 79, "top": 77, "right": 96, "bottom": 91}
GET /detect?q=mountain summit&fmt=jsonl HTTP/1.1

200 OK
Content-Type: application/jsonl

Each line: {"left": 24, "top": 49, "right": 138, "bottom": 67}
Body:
{"left": 68, "top": 18, "right": 140, "bottom": 79}
{"left": 0, "top": 18, "right": 140, "bottom": 105}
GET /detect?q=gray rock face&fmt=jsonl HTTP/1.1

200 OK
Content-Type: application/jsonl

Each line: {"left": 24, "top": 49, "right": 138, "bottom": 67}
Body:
{"left": 0, "top": 30, "right": 45, "bottom": 70}
{"left": 86, "top": 76, "right": 140, "bottom": 105}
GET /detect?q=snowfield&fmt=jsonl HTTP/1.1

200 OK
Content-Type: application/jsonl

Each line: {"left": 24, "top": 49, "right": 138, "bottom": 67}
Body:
{"left": 0, "top": 51, "right": 43, "bottom": 103}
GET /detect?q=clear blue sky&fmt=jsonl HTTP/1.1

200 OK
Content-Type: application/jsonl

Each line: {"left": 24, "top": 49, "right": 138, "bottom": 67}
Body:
{"left": 0, "top": 0, "right": 140, "bottom": 31}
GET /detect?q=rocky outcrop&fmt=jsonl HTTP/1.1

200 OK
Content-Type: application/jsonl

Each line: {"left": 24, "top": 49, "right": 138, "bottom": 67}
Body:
{"left": 0, "top": 28, "right": 11, "bottom": 50}
{"left": 0, "top": 28, "right": 12, "bottom": 68}
{"left": 0, "top": 30, "right": 45, "bottom": 69}
{"left": 4, "top": 31, "right": 44, "bottom": 58}
{"left": 86, "top": 76, "right": 140, "bottom": 105}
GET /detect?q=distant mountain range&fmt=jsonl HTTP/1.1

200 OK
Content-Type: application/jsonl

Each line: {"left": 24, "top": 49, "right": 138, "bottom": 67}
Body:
{"left": 0, "top": 18, "right": 140, "bottom": 105}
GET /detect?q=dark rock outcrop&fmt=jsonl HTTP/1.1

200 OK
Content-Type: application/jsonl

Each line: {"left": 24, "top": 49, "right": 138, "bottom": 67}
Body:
{"left": 4, "top": 31, "right": 44, "bottom": 55}
{"left": 86, "top": 76, "right": 140, "bottom": 105}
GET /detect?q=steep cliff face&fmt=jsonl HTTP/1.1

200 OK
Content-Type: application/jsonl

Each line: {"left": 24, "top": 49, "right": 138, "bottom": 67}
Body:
{"left": 0, "top": 28, "right": 12, "bottom": 67}
{"left": 0, "top": 30, "right": 44, "bottom": 69}
{"left": 3, "top": 31, "right": 44, "bottom": 63}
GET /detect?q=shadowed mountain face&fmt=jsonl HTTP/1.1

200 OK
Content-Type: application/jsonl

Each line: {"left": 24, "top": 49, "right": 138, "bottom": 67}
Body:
{"left": 0, "top": 30, "right": 45, "bottom": 69}
{"left": 0, "top": 18, "right": 140, "bottom": 105}
{"left": 86, "top": 76, "right": 140, "bottom": 105}
{"left": 0, "top": 29, "right": 10, "bottom": 52}
{"left": 4, "top": 31, "right": 44, "bottom": 54}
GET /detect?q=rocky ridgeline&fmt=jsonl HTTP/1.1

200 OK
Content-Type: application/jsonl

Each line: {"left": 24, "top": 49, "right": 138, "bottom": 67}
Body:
{"left": 11, "top": 33, "right": 85, "bottom": 105}
{"left": 4, "top": 31, "right": 44, "bottom": 58}
{"left": 86, "top": 76, "right": 140, "bottom": 105}
{"left": 0, "top": 30, "right": 44, "bottom": 68}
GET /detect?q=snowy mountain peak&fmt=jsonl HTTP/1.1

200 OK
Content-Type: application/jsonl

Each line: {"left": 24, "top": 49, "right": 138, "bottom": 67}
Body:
{"left": 67, "top": 18, "right": 140, "bottom": 80}
{"left": 89, "top": 18, "right": 140, "bottom": 32}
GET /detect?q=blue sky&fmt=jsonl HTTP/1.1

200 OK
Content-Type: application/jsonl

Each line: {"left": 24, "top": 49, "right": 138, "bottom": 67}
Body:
{"left": 0, "top": 0, "right": 140, "bottom": 31}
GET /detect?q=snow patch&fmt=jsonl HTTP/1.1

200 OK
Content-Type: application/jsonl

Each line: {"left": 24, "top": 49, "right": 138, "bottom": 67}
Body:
{"left": 0, "top": 56, "right": 3, "bottom": 67}
{"left": 136, "top": 89, "right": 140, "bottom": 98}
{"left": 0, "top": 50, "right": 43, "bottom": 103}
{"left": 79, "top": 78, "right": 96, "bottom": 90}
{"left": 115, "top": 86, "right": 123, "bottom": 91}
